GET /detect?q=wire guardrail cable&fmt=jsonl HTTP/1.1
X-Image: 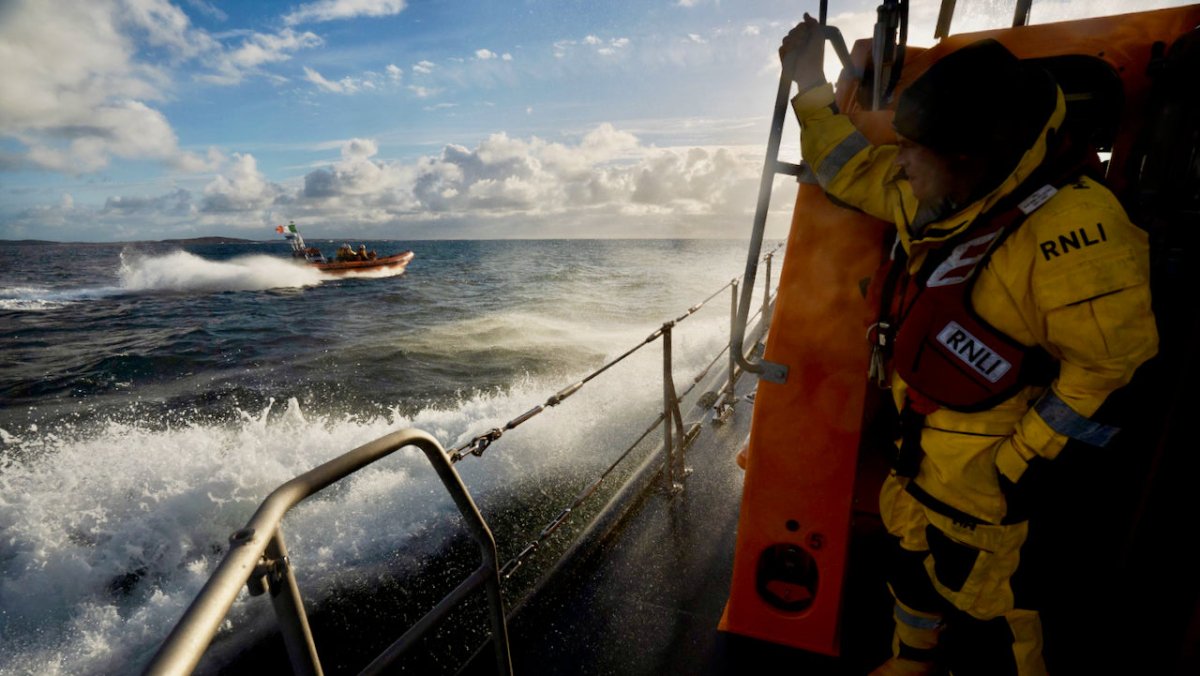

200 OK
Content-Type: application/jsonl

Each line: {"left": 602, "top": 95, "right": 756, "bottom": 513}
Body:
{"left": 495, "top": 285, "right": 779, "bottom": 578}
{"left": 448, "top": 276, "right": 765, "bottom": 463}
{"left": 498, "top": 411, "right": 666, "bottom": 578}
{"left": 447, "top": 242, "right": 783, "bottom": 465}
{"left": 477, "top": 246, "right": 783, "bottom": 578}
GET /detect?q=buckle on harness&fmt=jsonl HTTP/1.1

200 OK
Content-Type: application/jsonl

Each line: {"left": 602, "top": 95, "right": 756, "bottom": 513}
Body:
{"left": 867, "top": 320, "right": 893, "bottom": 388}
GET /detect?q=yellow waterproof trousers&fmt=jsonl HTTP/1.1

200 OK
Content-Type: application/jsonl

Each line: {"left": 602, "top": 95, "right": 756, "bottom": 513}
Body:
{"left": 878, "top": 474, "right": 1047, "bottom": 676}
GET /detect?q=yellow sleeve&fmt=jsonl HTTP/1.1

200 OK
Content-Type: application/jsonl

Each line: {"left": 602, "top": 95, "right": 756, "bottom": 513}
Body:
{"left": 791, "top": 83, "right": 914, "bottom": 224}
{"left": 995, "top": 193, "right": 1158, "bottom": 478}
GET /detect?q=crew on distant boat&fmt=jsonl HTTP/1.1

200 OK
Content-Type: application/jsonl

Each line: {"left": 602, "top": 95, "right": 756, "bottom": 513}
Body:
{"left": 278, "top": 224, "right": 410, "bottom": 274}
{"left": 333, "top": 243, "right": 377, "bottom": 262}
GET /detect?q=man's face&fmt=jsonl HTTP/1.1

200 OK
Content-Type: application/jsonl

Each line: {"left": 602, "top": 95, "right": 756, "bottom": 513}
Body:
{"left": 894, "top": 136, "right": 965, "bottom": 205}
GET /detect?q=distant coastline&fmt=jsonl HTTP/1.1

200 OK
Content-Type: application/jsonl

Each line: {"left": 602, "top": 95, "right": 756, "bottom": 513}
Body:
{"left": 0, "top": 236, "right": 259, "bottom": 246}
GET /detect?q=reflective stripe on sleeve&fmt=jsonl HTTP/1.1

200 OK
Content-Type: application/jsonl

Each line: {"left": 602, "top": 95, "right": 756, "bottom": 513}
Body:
{"left": 894, "top": 603, "right": 944, "bottom": 631}
{"left": 798, "top": 161, "right": 818, "bottom": 185}
{"left": 815, "top": 130, "right": 870, "bottom": 188}
{"left": 1034, "top": 391, "right": 1120, "bottom": 447}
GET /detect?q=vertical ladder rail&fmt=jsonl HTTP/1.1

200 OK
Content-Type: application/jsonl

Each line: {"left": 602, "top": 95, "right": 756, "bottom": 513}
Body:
{"left": 762, "top": 252, "right": 774, "bottom": 331}
{"left": 731, "top": 23, "right": 854, "bottom": 385}
{"left": 730, "top": 50, "right": 798, "bottom": 385}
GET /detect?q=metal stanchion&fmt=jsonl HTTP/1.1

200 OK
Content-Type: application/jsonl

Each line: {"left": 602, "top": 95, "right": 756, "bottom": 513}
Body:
{"left": 264, "top": 531, "right": 322, "bottom": 676}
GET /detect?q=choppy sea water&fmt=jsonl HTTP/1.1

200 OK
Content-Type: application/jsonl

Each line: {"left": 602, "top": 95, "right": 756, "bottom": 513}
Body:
{"left": 0, "top": 238, "right": 771, "bottom": 674}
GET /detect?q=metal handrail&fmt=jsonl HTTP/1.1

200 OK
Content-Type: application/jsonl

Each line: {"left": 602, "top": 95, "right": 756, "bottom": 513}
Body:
{"left": 730, "top": 49, "right": 797, "bottom": 386}
{"left": 731, "top": 22, "right": 853, "bottom": 385}
{"left": 144, "top": 429, "right": 511, "bottom": 676}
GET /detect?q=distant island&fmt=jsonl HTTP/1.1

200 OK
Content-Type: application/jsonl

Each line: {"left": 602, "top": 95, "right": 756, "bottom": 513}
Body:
{"left": 159, "top": 236, "right": 258, "bottom": 244}
{"left": 0, "top": 236, "right": 259, "bottom": 246}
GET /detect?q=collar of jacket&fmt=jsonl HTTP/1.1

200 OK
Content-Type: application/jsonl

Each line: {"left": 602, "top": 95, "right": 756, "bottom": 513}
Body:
{"left": 891, "top": 87, "right": 1067, "bottom": 270}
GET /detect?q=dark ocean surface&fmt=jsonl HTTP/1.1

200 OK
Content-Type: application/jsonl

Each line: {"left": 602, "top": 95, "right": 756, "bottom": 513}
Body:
{"left": 0, "top": 238, "right": 771, "bottom": 674}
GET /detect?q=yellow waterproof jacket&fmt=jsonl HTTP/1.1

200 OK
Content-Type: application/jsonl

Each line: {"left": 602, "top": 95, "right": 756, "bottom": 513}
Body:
{"left": 793, "top": 83, "right": 1158, "bottom": 523}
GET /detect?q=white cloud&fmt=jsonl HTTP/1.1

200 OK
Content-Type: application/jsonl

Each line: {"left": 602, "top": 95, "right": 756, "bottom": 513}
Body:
{"left": 184, "top": 0, "right": 228, "bottom": 21}
{"left": 0, "top": 0, "right": 324, "bottom": 174}
{"left": 103, "top": 188, "right": 195, "bottom": 216}
{"left": 554, "top": 35, "right": 632, "bottom": 59}
{"left": 284, "top": 0, "right": 407, "bottom": 26}
{"left": 304, "top": 65, "right": 411, "bottom": 95}
{"left": 408, "top": 85, "right": 436, "bottom": 98}
{"left": 205, "top": 28, "right": 323, "bottom": 84}
{"left": 291, "top": 124, "right": 761, "bottom": 221}
{"left": 412, "top": 60, "right": 435, "bottom": 74}
{"left": 229, "top": 29, "right": 322, "bottom": 69}
{"left": 341, "top": 138, "right": 378, "bottom": 159}
{"left": 5, "top": 122, "right": 788, "bottom": 239}
{"left": 475, "top": 49, "right": 497, "bottom": 60}
{"left": 304, "top": 66, "right": 346, "bottom": 93}
{"left": 124, "top": 0, "right": 221, "bottom": 58}
{"left": 0, "top": 0, "right": 217, "bottom": 173}
{"left": 201, "top": 153, "right": 283, "bottom": 212}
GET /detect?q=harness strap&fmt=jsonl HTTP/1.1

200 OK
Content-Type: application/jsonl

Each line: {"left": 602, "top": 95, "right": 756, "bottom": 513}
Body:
{"left": 904, "top": 480, "right": 990, "bottom": 526}
{"left": 895, "top": 403, "right": 926, "bottom": 478}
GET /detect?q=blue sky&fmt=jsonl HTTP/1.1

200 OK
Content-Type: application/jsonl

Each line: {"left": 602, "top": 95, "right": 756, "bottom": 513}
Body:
{"left": 0, "top": 0, "right": 1187, "bottom": 241}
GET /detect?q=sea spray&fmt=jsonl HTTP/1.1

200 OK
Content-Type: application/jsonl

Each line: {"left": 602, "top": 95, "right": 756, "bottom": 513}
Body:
{"left": 0, "top": 238, "right": 773, "bottom": 673}
{"left": 118, "top": 250, "right": 328, "bottom": 292}
{"left": 0, "top": 397, "right": 438, "bottom": 674}
{"left": 0, "top": 336, "right": 716, "bottom": 674}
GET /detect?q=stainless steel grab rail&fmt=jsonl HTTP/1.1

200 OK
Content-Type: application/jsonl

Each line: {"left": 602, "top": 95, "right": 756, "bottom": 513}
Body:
{"left": 730, "top": 23, "right": 854, "bottom": 385}
{"left": 144, "top": 428, "right": 511, "bottom": 676}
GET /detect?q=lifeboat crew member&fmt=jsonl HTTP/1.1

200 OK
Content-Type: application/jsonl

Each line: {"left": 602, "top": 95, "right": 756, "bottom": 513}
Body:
{"left": 780, "top": 16, "right": 1157, "bottom": 676}
{"left": 358, "top": 244, "right": 369, "bottom": 260}
{"left": 336, "top": 243, "right": 354, "bottom": 261}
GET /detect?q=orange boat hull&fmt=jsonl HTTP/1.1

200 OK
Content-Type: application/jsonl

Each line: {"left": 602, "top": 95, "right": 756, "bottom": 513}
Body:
{"left": 310, "top": 250, "right": 414, "bottom": 274}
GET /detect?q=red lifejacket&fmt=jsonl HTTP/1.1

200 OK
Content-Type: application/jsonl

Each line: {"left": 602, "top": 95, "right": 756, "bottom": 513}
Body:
{"left": 870, "top": 176, "right": 1080, "bottom": 413}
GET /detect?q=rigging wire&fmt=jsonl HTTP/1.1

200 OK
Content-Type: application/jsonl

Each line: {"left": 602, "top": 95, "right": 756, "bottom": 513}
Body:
{"left": 447, "top": 243, "right": 783, "bottom": 578}
{"left": 447, "top": 243, "right": 782, "bottom": 464}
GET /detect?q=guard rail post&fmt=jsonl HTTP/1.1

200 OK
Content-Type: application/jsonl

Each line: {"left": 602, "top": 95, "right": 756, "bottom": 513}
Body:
{"left": 726, "top": 280, "right": 739, "bottom": 411}
{"left": 264, "top": 530, "right": 321, "bottom": 676}
{"left": 661, "top": 321, "right": 678, "bottom": 493}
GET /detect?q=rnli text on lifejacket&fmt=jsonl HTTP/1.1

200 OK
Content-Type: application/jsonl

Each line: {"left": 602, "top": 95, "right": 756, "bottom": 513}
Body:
{"left": 935, "top": 321, "right": 1013, "bottom": 383}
